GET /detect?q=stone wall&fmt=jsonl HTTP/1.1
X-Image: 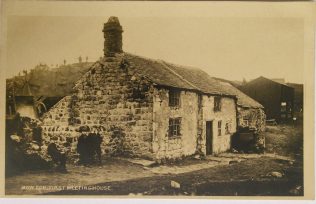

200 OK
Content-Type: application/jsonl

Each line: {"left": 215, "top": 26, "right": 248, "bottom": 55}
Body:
{"left": 152, "top": 88, "right": 199, "bottom": 159}
{"left": 200, "top": 96, "right": 237, "bottom": 154}
{"left": 152, "top": 89, "right": 238, "bottom": 159}
{"left": 238, "top": 107, "right": 266, "bottom": 132}
{"left": 41, "top": 96, "right": 79, "bottom": 156}
{"left": 42, "top": 53, "right": 155, "bottom": 159}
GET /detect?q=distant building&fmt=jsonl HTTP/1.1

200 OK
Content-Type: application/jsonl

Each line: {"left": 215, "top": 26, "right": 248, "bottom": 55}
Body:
{"left": 286, "top": 83, "right": 303, "bottom": 113}
{"left": 240, "top": 76, "right": 294, "bottom": 122}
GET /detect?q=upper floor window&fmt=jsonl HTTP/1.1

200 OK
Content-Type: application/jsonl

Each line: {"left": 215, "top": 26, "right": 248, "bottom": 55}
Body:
{"left": 169, "top": 89, "right": 180, "bottom": 107}
{"left": 168, "top": 118, "right": 181, "bottom": 138}
{"left": 214, "top": 96, "right": 222, "bottom": 112}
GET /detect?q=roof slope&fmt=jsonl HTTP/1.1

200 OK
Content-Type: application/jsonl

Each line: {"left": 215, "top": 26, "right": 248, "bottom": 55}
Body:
{"left": 124, "top": 53, "right": 234, "bottom": 97}
{"left": 124, "top": 53, "right": 264, "bottom": 108}
{"left": 247, "top": 76, "right": 293, "bottom": 89}
{"left": 214, "top": 79, "right": 263, "bottom": 108}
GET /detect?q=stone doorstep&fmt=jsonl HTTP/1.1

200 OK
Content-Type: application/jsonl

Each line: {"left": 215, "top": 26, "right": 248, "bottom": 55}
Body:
{"left": 205, "top": 155, "right": 243, "bottom": 164}
{"left": 218, "top": 152, "right": 263, "bottom": 159}
{"left": 119, "top": 157, "right": 156, "bottom": 167}
{"left": 148, "top": 161, "right": 223, "bottom": 175}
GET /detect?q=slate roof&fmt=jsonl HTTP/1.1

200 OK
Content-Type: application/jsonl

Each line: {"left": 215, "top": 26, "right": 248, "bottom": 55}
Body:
{"left": 124, "top": 53, "right": 234, "bottom": 97}
{"left": 248, "top": 76, "right": 293, "bottom": 88}
{"left": 214, "top": 79, "right": 264, "bottom": 109}
{"left": 123, "top": 53, "right": 263, "bottom": 108}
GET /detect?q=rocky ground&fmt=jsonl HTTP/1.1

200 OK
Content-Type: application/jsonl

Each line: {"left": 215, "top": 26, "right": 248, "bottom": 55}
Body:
{"left": 5, "top": 123, "right": 303, "bottom": 196}
{"left": 45, "top": 156, "right": 301, "bottom": 196}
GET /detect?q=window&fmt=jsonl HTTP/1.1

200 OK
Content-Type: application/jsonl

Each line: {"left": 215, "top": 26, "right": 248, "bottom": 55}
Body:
{"left": 169, "top": 89, "right": 180, "bottom": 107}
{"left": 281, "top": 102, "right": 287, "bottom": 112}
{"left": 168, "top": 118, "right": 181, "bottom": 137}
{"left": 225, "top": 122, "right": 230, "bottom": 134}
{"left": 218, "top": 120, "right": 222, "bottom": 136}
{"left": 214, "top": 96, "right": 221, "bottom": 112}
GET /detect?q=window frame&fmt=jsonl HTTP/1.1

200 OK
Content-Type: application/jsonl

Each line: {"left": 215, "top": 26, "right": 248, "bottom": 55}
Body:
{"left": 169, "top": 89, "right": 181, "bottom": 108}
{"left": 218, "top": 120, "right": 222, "bottom": 136}
{"left": 168, "top": 117, "right": 182, "bottom": 138}
{"left": 214, "top": 96, "right": 222, "bottom": 112}
{"left": 280, "top": 102, "right": 287, "bottom": 112}
{"left": 225, "top": 122, "right": 230, "bottom": 134}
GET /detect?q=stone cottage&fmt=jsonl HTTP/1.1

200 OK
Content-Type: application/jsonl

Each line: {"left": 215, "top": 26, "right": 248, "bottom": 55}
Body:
{"left": 41, "top": 16, "right": 263, "bottom": 160}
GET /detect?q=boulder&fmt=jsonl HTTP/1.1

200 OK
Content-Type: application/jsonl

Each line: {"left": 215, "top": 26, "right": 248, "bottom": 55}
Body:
{"left": 289, "top": 186, "right": 302, "bottom": 195}
{"left": 10, "top": 135, "right": 21, "bottom": 143}
{"left": 229, "top": 160, "right": 239, "bottom": 165}
{"left": 31, "top": 143, "right": 40, "bottom": 151}
{"left": 231, "top": 148, "right": 238, "bottom": 153}
{"left": 268, "top": 171, "right": 283, "bottom": 178}
{"left": 194, "top": 154, "right": 201, "bottom": 160}
{"left": 171, "top": 180, "right": 181, "bottom": 189}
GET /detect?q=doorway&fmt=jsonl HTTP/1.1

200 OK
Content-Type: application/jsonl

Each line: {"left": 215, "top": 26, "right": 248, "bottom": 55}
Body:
{"left": 206, "top": 121, "right": 213, "bottom": 155}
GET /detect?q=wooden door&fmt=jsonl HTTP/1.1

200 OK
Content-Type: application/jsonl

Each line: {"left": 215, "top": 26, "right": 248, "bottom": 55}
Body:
{"left": 206, "top": 121, "right": 213, "bottom": 155}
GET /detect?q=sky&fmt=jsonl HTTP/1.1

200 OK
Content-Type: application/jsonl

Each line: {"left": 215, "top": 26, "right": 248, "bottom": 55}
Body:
{"left": 5, "top": 3, "right": 305, "bottom": 84}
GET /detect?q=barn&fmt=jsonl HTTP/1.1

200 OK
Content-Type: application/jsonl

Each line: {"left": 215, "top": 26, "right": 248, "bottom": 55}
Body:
{"left": 240, "top": 76, "right": 294, "bottom": 122}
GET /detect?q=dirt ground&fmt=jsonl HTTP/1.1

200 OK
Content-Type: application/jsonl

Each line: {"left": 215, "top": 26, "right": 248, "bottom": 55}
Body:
{"left": 5, "top": 157, "right": 156, "bottom": 195}
{"left": 265, "top": 123, "right": 303, "bottom": 158}
{"left": 43, "top": 156, "right": 301, "bottom": 196}
{"left": 5, "top": 123, "right": 304, "bottom": 196}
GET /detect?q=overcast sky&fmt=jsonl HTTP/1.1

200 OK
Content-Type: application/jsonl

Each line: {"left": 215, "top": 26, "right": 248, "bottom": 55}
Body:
{"left": 5, "top": 3, "right": 305, "bottom": 83}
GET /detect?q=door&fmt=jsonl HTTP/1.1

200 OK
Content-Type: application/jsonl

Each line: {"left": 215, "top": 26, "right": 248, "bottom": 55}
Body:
{"left": 206, "top": 121, "right": 213, "bottom": 155}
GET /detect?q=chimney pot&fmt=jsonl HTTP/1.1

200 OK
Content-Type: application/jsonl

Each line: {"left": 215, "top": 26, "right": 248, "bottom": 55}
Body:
{"left": 103, "top": 16, "right": 123, "bottom": 56}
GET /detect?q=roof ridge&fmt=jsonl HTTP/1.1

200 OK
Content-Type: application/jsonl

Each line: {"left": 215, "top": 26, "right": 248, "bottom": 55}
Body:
{"left": 158, "top": 60, "right": 200, "bottom": 91}
{"left": 257, "top": 76, "right": 293, "bottom": 88}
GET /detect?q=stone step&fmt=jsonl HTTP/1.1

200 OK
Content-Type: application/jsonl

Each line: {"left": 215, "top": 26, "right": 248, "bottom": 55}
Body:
{"left": 120, "top": 157, "right": 156, "bottom": 167}
{"left": 148, "top": 161, "right": 223, "bottom": 175}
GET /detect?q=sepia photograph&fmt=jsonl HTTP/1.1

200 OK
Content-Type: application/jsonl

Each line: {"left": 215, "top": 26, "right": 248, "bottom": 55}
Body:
{"left": 1, "top": 0, "right": 315, "bottom": 199}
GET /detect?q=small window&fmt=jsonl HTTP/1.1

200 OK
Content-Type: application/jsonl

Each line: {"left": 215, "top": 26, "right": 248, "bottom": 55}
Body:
{"left": 169, "top": 89, "right": 180, "bottom": 107}
{"left": 225, "top": 122, "right": 230, "bottom": 134}
{"left": 214, "top": 96, "right": 221, "bottom": 112}
{"left": 218, "top": 120, "right": 222, "bottom": 136}
{"left": 168, "top": 118, "right": 181, "bottom": 137}
{"left": 281, "top": 102, "right": 287, "bottom": 112}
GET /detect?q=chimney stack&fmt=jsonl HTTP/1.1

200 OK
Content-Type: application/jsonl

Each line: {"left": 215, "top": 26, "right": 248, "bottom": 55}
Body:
{"left": 103, "top": 16, "right": 123, "bottom": 57}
